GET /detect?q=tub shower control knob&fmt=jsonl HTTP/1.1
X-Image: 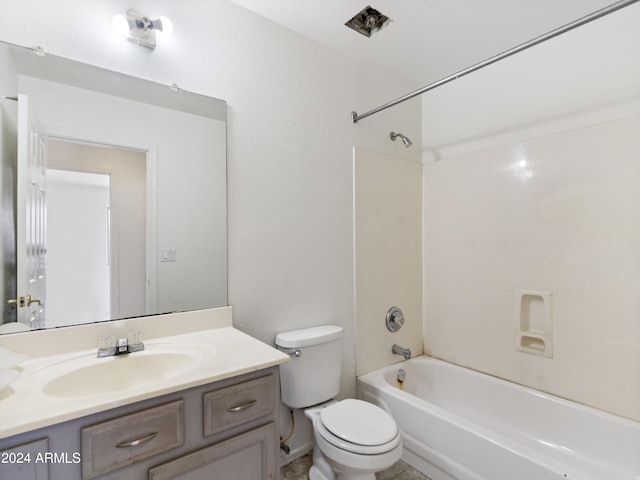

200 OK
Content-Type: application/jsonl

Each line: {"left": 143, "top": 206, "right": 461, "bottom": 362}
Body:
{"left": 386, "top": 306, "right": 405, "bottom": 332}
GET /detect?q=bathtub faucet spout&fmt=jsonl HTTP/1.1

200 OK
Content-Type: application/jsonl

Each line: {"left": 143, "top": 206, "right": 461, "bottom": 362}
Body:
{"left": 392, "top": 344, "right": 411, "bottom": 360}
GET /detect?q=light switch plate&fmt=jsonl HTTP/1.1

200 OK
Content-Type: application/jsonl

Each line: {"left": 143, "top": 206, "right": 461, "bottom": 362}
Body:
{"left": 161, "top": 248, "right": 176, "bottom": 262}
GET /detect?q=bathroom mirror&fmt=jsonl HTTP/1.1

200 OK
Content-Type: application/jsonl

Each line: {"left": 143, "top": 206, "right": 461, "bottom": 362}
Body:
{"left": 0, "top": 41, "right": 227, "bottom": 334}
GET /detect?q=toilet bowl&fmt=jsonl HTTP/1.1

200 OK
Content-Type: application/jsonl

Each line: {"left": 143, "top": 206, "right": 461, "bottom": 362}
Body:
{"left": 305, "top": 399, "right": 403, "bottom": 480}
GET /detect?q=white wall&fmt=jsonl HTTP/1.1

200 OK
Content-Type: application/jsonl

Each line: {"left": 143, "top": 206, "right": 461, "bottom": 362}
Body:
{"left": 0, "top": 0, "right": 421, "bottom": 460}
{"left": 421, "top": 4, "right": 640, "bottom": 421}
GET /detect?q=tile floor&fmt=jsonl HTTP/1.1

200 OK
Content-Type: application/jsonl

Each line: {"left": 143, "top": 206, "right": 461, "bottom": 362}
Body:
{"left": 281, "top": 453, "right": 432, "bottom": 480}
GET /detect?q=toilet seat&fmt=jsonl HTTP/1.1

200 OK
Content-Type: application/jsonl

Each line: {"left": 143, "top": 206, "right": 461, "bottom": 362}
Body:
{"left": 316, "top": 399, "right": 401, "bottom": 455}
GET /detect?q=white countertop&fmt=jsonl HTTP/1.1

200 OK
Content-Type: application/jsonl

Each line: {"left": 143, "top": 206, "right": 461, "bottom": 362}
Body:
{"left": 0, "top": 307, "right": 288, "bottom": 439}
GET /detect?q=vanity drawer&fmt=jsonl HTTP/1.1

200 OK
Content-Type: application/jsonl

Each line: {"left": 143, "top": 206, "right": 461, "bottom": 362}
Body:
{"left": 203, "top": 373, "right": 275, "bottom": 437}
{"left": 81, "top": 400, "right": 184, "bottom": 479}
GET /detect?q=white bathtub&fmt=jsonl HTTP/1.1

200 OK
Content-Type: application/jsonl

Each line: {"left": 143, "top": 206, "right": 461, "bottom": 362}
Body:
{"left": 357, "top": 356, "right": 640, "bottom": 480}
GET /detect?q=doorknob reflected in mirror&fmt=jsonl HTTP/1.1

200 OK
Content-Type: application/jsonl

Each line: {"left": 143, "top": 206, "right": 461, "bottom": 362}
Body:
{"left": 6, "top": 295, "right": 43, "bottom": 308}
{"left": 26, "top": 295, "right": 42, "bottom": 306}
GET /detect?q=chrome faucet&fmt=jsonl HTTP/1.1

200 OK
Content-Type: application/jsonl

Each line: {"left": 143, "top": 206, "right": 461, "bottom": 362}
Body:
{"left": 392, "top": 344, "right": 411, "bottom": 360}
{"left": 97, "top": 332, "right": 144, "bottom": 358}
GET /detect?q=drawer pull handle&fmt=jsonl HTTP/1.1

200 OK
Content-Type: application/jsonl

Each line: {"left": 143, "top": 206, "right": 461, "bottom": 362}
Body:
{"left": 115, "top": 431, "right": 159, "bottom": 448}
{"left": 227, "top": 399, "right": 257, "bottom": 413}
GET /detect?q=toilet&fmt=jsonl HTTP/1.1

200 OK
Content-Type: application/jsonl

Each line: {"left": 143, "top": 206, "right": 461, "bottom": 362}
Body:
{"left": 275, "top": 325, "right": 402, "bottom": 480}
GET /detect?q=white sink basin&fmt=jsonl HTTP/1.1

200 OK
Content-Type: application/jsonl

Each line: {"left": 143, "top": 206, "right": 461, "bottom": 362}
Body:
{"left": 39, "top": 342, "right": 216, "bottom": 398}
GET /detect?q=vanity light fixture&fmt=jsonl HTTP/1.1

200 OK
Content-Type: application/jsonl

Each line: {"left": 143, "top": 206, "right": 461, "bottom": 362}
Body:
{"left": 112, "top": 10, "right": 173, "bottom": 50}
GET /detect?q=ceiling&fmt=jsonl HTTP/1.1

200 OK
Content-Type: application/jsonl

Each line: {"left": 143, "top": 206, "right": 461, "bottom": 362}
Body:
{"left": 228, "top": 0, "right": 616, "bottom": 90}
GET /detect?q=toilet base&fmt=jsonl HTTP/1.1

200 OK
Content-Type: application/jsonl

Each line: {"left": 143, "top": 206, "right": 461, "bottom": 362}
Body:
{"left": 337, "top": 475, "right": 375, "bottom": 480}
{"left": 309, "top": 462, "right": 376, "bottom": 480}
{"left": 309, "top": 464, "right": 332, "bottom": 480}
{"left": 309, "top": 448, "right": 334, "bottom": 480}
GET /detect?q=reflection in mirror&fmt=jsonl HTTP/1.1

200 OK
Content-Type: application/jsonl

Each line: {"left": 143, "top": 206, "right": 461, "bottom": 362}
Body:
{"left": 0, "top": 41, "right": 227, "bottom": 334}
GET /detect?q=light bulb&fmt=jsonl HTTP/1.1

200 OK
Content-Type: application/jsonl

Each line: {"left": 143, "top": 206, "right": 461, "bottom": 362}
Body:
{"left": 158, "top": 16, "right": 173, "bottom": 35}
{"left": 112, "top": 14, "right": 130, "bottom": 36}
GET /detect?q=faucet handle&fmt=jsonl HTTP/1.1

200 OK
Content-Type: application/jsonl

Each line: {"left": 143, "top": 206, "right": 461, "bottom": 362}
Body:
{"left": 98, "top": 335, "right": 114, "bottom": 350}
{"left": 127, "top": 331, "right": 145, "bottom": 353}
{"left": 96, "top": 332, "right": 144, "bottom": 357}
{"left": 128, "top": 330, "right": 143, "bottom": 345}
{"left": 386, "top": 306, "right": 405, "bottom": 332}
{"left": 97, "top": 336, "right": 116, "bottom": 358}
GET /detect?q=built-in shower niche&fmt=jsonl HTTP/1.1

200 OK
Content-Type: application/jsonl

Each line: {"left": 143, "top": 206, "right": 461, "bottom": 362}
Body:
{"left": 515, "top": 290, "right": 552, "bottom": 358}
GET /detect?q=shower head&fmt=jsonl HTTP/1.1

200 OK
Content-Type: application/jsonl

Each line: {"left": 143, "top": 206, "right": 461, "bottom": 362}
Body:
{"left": 390, "top": 131, "right": 412, "bottom": 148}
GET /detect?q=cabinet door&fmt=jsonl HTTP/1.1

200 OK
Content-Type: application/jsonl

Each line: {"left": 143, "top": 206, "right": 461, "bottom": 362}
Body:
{"left": 148, "top": 423, "right": 276, "bottom": 480}
{"left": 0, "top": 438, "right": 49, "bottom": 480}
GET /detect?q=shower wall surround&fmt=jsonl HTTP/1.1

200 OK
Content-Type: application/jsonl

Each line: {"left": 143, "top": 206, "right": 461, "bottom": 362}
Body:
{"left": 420, "top": 2, "right": 639, "bottom": 423}
{"left": 355, "top": 148, "right": 423, "bottom": 375}
{"left": 423, "top": 116, "right": 640, "bottom": 422}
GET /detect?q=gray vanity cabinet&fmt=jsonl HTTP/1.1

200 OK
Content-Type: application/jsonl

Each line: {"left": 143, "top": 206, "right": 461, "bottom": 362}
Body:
{"left": 148, "top": 423, "right": 276, "bottom": 480}
{"left": 0, "top": 367, "right": 280, "bottom": 480}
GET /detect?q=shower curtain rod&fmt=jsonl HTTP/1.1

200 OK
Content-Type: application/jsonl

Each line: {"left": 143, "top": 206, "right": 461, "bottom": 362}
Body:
{"left": 351, "top": 0, "right": 639, "bottom": 123}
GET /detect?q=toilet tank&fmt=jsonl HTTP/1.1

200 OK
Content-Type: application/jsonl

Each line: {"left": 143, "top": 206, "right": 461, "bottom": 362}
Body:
{"left": 275, "top": 325, "right": 343, "bottom": 408}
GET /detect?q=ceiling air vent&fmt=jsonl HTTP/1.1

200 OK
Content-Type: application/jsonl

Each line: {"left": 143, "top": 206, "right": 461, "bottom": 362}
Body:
{"left": 345, "top": 6, "right": 392, "bottom": 38}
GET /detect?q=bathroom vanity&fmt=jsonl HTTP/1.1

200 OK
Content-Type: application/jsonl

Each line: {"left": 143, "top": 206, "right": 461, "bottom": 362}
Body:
{"left": 0, "top": 307, "right": 288, "bottom": 480}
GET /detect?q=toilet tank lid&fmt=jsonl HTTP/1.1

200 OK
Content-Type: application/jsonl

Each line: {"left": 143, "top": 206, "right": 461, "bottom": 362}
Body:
{"left": 275, "top": 325, "right": 343, "bottom": 348}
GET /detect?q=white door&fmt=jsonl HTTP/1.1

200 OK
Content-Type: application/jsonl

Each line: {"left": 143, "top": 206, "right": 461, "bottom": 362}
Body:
{"left": 15, "top": 94, "right": 47, "bottom": 329}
